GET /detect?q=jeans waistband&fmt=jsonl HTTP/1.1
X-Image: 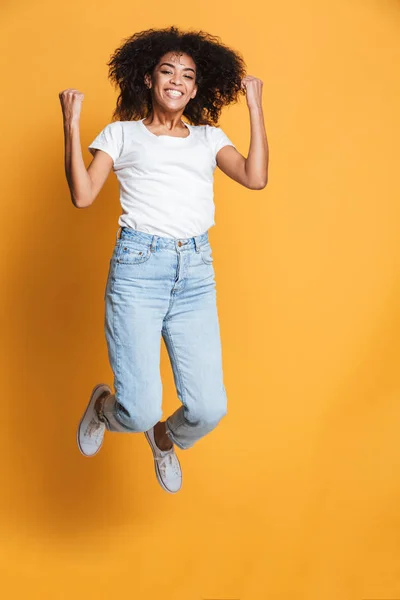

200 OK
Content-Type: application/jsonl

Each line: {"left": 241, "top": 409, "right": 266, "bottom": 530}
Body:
{"left": 116, "top": 226, "right": 209, "bottom": 251}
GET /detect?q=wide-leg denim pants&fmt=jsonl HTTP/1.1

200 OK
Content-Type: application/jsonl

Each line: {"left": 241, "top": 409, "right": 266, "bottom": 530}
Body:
{"left": 100, "top": 226, "right": 228, "bottom": 450}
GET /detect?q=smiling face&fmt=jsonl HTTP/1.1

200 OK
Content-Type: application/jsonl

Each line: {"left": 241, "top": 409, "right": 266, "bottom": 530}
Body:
{"left": 144, "top": 51, "right": 198, "bottom": 111}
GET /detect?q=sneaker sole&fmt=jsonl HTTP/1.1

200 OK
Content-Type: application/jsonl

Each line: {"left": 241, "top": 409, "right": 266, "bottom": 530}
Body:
{"left": 77, "top": 383, "right": 111, "bottom": 457}
{"left": 144, "top": 430, "right": 182, "bottom": 494}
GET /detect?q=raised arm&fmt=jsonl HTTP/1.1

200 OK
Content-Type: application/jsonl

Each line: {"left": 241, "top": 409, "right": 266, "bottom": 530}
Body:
{"left": 216, "top": 75, "right": 269, "bottom": 190}
{"left": 59, "top": 88, "right": 113, "bottom": 208}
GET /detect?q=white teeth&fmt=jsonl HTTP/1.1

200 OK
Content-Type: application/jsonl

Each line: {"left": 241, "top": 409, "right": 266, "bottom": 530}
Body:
{"left": 165, "top": 89, "right": 183, "bottom": 97}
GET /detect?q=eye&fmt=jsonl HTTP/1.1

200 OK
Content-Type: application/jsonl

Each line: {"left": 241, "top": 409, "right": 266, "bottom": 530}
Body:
{"left": 161, "top": 69, "right": 194, "bottom": 80}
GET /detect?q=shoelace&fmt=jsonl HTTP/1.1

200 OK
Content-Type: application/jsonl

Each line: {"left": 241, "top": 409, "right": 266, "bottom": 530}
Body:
{"left": 84, "top": 418, "right": 105, "bottom": 442}
{"left": 155, "top": 449, "right": 181, "bottom": 478}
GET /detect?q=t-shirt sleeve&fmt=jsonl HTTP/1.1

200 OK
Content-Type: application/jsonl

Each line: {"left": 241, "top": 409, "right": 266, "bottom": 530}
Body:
{"left": 208, "top": 125, "right": 236, "bottom": 159}
{"left": 88, "top": 122, "right": 123, "bottom": 165}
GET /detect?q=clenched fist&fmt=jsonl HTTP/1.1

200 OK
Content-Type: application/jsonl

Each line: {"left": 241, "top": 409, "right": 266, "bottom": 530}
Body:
{"left": 59, "top": 88, "right": 84, "bottom": 124}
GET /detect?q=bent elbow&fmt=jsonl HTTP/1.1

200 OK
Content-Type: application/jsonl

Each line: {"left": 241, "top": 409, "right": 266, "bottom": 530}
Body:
{"left": 248, "top": 179, "right": 268, "bottom": 190}
{"left": 73, "top": 195, "right": 93, "bottom": 209}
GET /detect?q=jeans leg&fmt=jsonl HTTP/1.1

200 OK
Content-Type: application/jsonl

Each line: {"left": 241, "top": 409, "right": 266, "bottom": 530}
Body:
{"left": 103, "top": 246, "right": 169, "bottom": 433}
{"left": 162, "top": 264, "right": 228, "bottom": 449}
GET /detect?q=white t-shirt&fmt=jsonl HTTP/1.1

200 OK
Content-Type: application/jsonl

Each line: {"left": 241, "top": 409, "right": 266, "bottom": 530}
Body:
{"left": 88, "top": 118, "right": 236, "bottom": 238}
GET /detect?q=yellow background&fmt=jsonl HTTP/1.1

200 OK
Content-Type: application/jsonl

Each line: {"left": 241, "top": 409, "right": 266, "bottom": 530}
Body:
{"left": 1, "top": 0, "right": 400, "bottom": 598}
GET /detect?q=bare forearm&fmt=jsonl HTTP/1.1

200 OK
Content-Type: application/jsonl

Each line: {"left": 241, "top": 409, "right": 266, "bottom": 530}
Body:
{"left": 245, "top": 105, "right": 269, "bottom": 189}
{"left": 63, "top": 120, "right": 92, "bottom": 208}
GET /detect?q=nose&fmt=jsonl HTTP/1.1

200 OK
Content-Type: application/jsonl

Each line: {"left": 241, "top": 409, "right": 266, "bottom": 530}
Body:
{"left": 170, "top": 75, "right": 183, "bottom": 86}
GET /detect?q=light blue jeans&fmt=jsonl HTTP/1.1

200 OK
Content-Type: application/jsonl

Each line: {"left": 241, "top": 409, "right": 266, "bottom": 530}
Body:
{"left": 100, "top": 226, "right": 228, "bottom": 450}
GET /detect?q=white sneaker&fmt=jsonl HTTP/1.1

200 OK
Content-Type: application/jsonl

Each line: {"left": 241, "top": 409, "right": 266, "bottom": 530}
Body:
{"left": 144, "top": 426, "right": 182, "bottom": 493}
{"left": 77, "top": 383, "right": 111, "bottom": 457}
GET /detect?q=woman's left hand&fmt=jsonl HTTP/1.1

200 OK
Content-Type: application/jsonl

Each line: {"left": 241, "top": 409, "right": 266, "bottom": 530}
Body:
{"left": 241, "top": 75, "right": 263, "bottom": 109}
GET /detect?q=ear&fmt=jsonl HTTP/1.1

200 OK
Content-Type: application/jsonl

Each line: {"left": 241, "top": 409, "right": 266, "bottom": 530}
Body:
{"left": 191, "top": 84, "right": 198, "bottom": 100}
{"left": 144, "top": 74, "right": 151, "bottom": 89}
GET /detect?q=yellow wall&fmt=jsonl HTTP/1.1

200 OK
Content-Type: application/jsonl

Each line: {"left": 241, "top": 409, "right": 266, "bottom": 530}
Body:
{"left": 1, "top": 0, "right": 400, "bottom": 598}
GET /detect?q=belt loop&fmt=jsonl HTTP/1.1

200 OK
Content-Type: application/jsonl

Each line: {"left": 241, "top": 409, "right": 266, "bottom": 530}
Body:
{"left": 116, "top": 226, "right": 122, "bottom": 242}
{"left": 150, "top": 235, "right": 158, "bottom": 252}
{"left": 193, "top": 235, "right": 201, "bottom": 253}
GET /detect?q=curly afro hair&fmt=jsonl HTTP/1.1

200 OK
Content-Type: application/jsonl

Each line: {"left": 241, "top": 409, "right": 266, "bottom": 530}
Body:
{"left": 106, "top": 25, "right": 247, "bottom": 126}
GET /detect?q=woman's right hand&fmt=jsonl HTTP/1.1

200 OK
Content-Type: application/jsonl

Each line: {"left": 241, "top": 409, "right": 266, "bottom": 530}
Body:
{"left": 59, "top": 88, "right": 84, "bottom": 125}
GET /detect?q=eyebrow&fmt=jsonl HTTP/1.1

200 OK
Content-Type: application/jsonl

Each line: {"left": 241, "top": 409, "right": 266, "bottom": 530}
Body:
{"left": 159, "top": 62, "right": 196, "bottom": 74}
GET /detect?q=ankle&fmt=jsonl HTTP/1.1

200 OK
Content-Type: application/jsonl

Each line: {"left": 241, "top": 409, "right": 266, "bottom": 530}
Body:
{"left": 95, "top": 391, "right": 110, "bottom": 421}
{"left": 154, "top": 421, "right": 173, "bottom": 450}
{"left": 157, "top": 439, "right": 173, "bottom": 451}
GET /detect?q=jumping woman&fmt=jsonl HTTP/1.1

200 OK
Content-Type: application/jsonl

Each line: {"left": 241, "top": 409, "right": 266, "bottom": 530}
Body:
{"left": 60, "top": 26, "right": 268, "bottom": 494}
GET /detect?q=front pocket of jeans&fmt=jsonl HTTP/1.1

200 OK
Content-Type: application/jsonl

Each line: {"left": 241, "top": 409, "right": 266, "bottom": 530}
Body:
{"left": 200, "top": 245, "right": 214, "bottom": 265}
{"left": 116, "top": 244, "right": 151, "bottom": 265}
